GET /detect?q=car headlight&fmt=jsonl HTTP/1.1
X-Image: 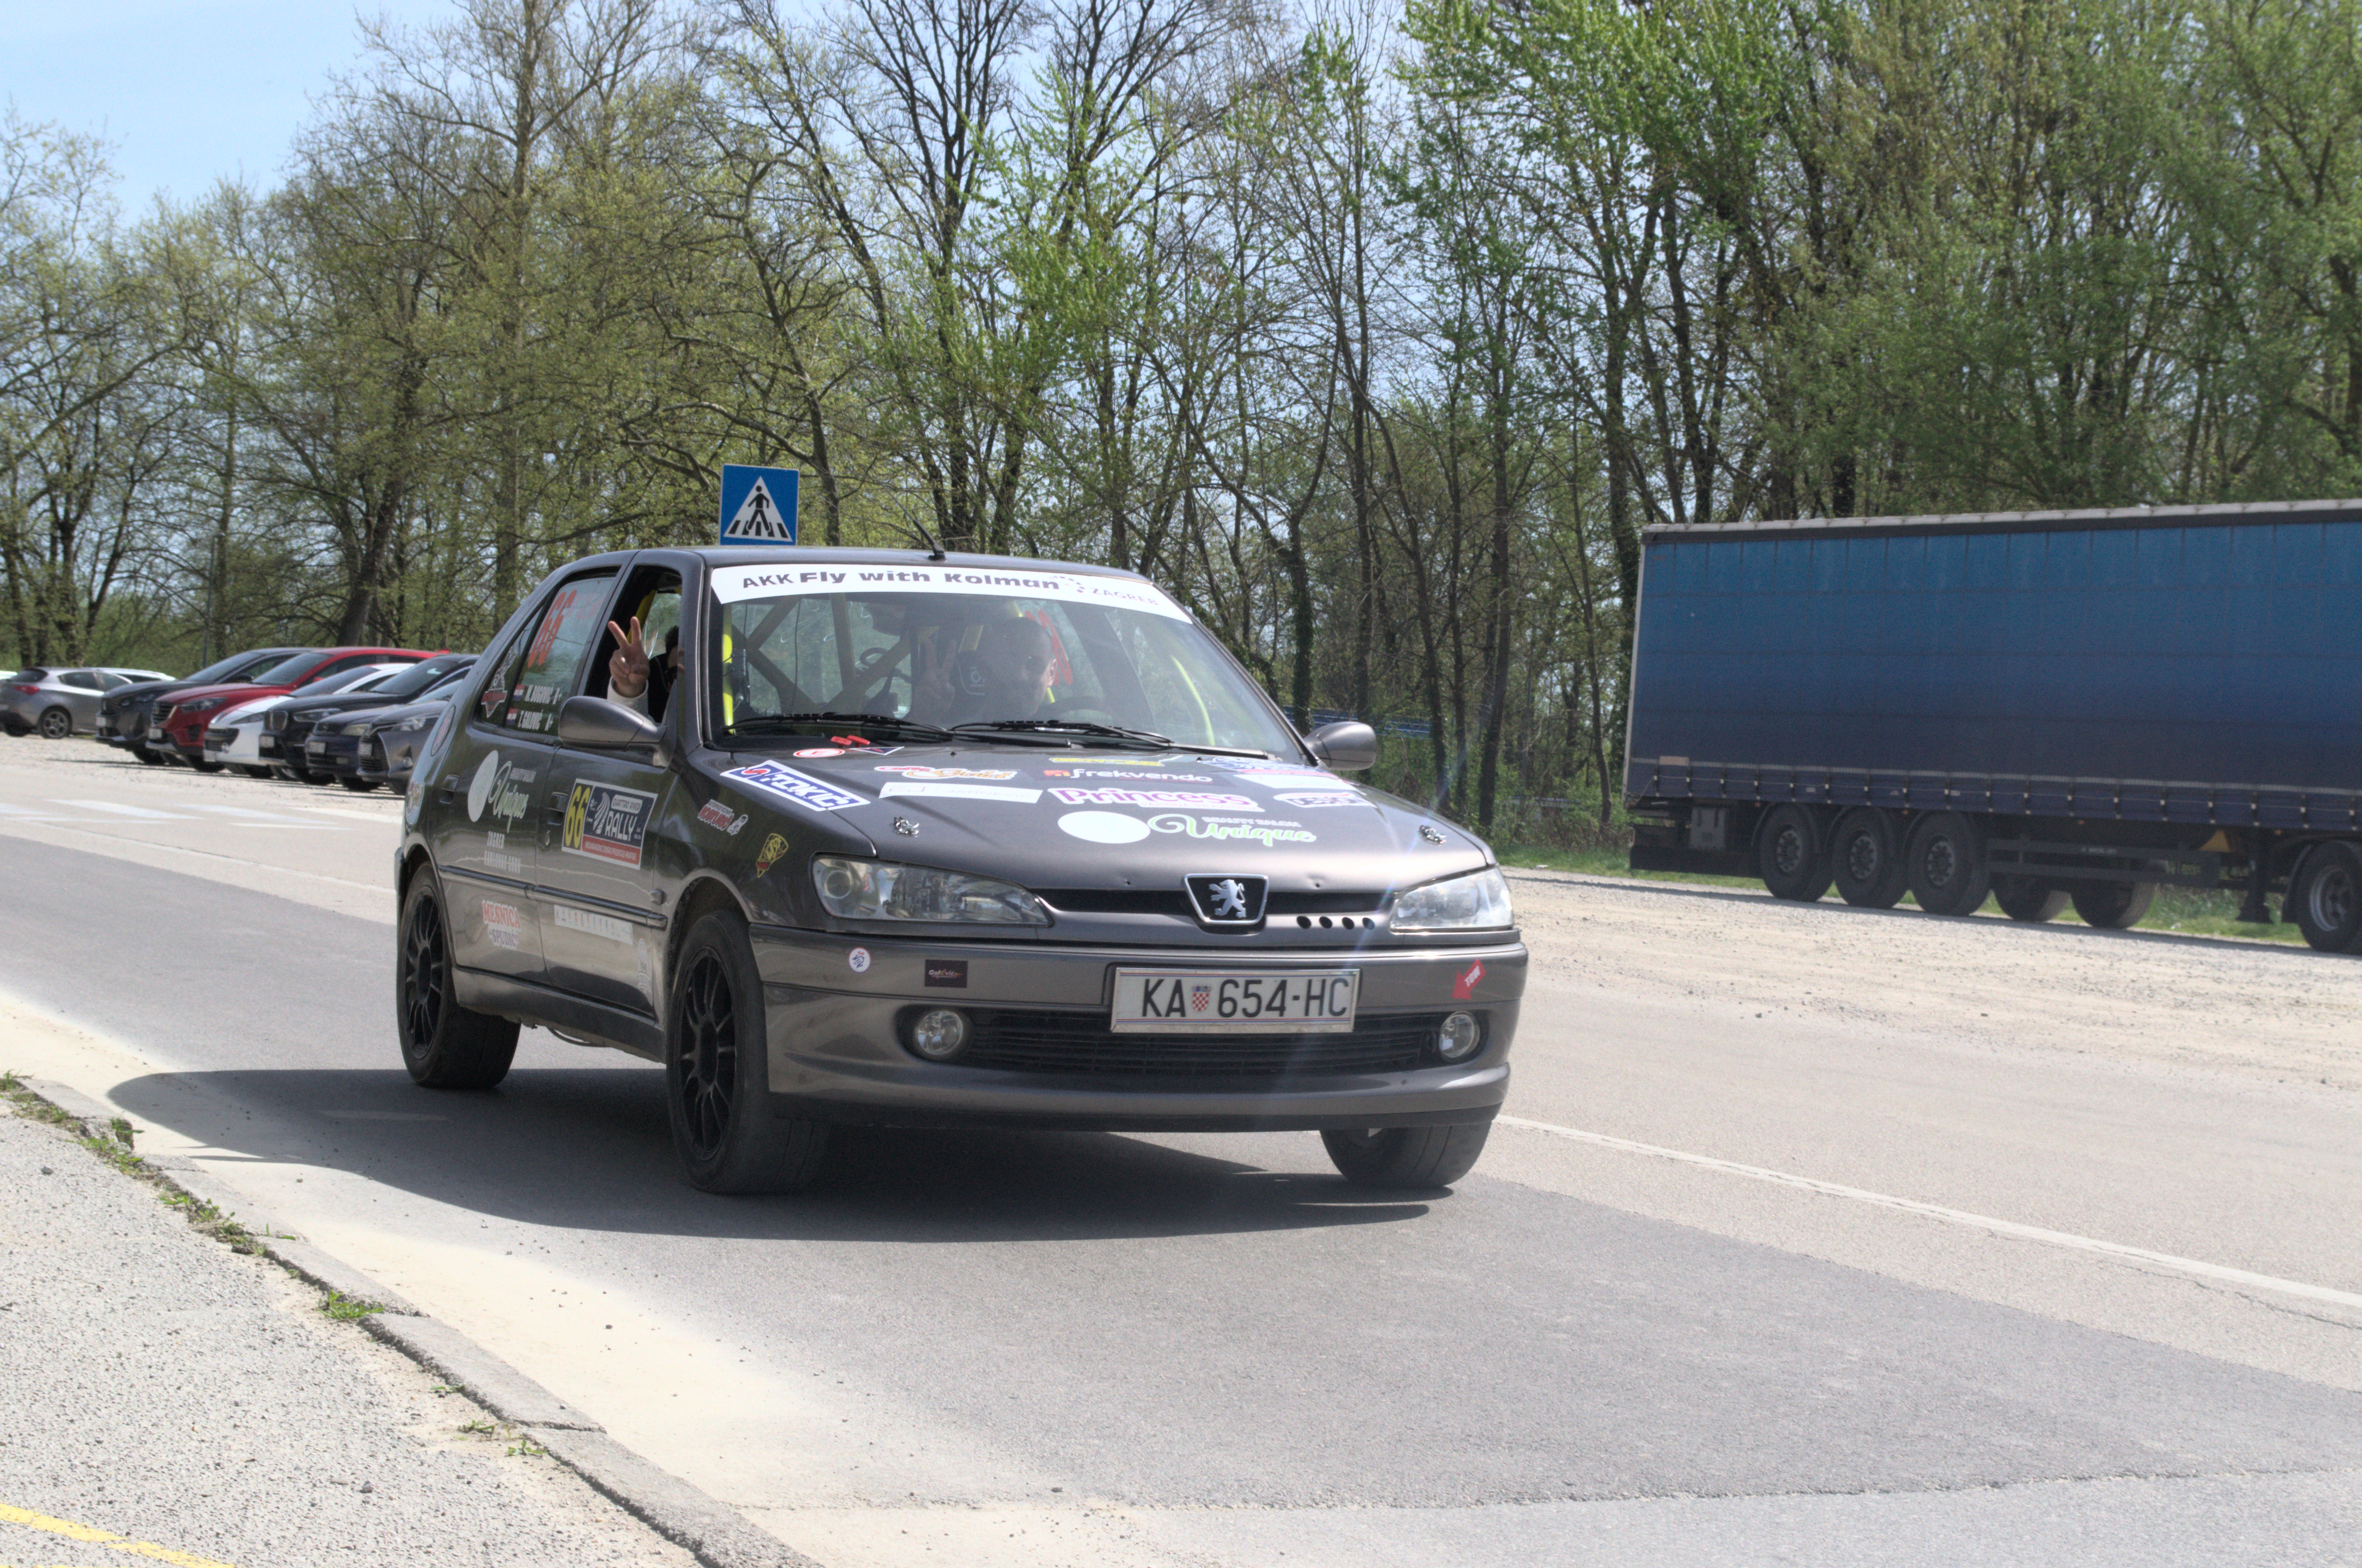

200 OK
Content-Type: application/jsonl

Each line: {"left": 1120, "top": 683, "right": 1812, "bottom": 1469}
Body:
{"left": 343, "top": 720, "right": 375, "bottom": 736}
{"left": 1390, "top": 866, "right": 1514, "bottom": 931}
{"left": 389, "top": 714, "right": 430, "bottom": 732}
{"left": 183, "top": 697, "right": 228, "bottom": 715}
{"left": 810, "top": 856, "right": 1049, "bottom": 925}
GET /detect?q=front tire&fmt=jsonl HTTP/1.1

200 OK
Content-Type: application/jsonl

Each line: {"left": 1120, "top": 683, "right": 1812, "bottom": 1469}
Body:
{"left": 134, "top": 747, "right": 166, "bottom": 765}
{"left": 667, "top": 908, "right": 829, "bottom": 1193}
{"left": 396, "top": 875, "right": 518, "bottom": 1088}
{"left": 1321, "top": 1122, "right": 1491, "bottom": 1190}
{"left": 1830, "top": 808, "right": 1908, "bottom": 909}
{"left": 1756, "top": 804, "right": 1832, "bottom": 902}
{"left": 2289, "top": 843, "right": 2362, "bottom": 953}
{"left": 38, "top": 707, "right": 72, "bottom": 740}
{"left": 2070, "top": 880, "right": 2157, "bottom": 930}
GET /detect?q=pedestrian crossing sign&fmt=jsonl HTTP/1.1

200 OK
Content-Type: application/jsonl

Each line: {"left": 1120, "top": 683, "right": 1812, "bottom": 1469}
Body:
{"left": 718, "top": 465, "right": 799, "bottom": 545}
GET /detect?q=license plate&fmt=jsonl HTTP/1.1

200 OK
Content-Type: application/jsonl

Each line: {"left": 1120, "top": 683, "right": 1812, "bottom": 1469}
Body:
{"left": 1111, "top": 969, "right": 1358, "bottom": 1033}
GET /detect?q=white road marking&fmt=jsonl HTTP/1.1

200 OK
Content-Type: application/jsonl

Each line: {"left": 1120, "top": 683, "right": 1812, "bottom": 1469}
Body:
{"left": 0, "top": 802, "right": 66, "bottom": 818}
{"left": 1495, "top": 1114, "right": 2362, "bottom": 1312}
{"left": 50, "top": 798, "right": 191, "bottom": 820}
{"left": 296, "top": 806, "right": 400, "bottom": 822}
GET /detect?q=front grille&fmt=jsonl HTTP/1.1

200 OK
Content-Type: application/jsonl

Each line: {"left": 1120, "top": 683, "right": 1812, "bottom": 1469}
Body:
{"left": 1038, "top": 888, "right": 1385, "bottom": 919}
{"left": 204, "top": 728, "right": 234, "bottom": 749}
{"left": 948, "top": 1009, "right": 1444, "bottom": 1078}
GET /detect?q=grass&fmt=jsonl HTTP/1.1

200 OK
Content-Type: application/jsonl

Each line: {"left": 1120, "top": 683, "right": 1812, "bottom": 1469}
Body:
{"left": 1493, "top": 843, "right": 2308, "bottom": 945}
{"left": 320, "top": 1290, "right": 385, "bottom": 1321}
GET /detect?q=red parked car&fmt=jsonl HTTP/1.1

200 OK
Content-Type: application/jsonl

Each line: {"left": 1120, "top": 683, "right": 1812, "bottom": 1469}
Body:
{"left": 152, "top": 646, "right": 444, "bottom": 769}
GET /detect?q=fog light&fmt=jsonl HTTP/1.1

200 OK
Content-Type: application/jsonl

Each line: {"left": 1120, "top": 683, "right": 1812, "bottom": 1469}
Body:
{"left": 910, "top": 1008, "right": 970, "bottom": 1061}
{"left": 1435, "top": 1011, "right": 1482, "bottom": 1062}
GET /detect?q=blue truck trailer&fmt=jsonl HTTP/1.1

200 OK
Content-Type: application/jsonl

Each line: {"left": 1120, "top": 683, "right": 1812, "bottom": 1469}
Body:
{"left": 1622, "top": 499, "right": 2362, "bottom": 952}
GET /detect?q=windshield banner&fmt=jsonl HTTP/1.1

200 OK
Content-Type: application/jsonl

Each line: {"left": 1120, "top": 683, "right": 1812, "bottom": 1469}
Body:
{"left": 708, "top": 562, "right": 1189, "bottom": 620}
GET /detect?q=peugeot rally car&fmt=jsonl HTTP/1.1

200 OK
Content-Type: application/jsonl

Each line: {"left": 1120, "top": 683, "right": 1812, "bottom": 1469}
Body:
{"left": 396, "top": 547, "right": 1525, "bottom": 1194}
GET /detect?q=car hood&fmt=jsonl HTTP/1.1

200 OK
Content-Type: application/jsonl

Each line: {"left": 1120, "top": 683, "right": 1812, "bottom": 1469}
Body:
{"left": 709, "top": 745, "right": 1495, "bottom": 899}
{"left": 338, "top": 697, "right": 448, "bottom": 728}
{"left": 217, "top": 696, "right": 286, "bottom": 726}
{"left": 164, "top": 682, "right": 288, "bottom": 708}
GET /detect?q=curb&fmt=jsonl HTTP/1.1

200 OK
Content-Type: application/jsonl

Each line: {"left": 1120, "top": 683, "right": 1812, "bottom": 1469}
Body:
{"left": 12, "top": 1077, "right": 821, "bottom": 1568}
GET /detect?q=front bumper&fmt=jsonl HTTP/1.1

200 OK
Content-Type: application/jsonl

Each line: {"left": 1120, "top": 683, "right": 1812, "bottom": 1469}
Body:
{"left": 307, "top": 731, "right": 369, "bottom": 778}
{"left": 749, "top": 927, "right": 1525, "bottom": 1131}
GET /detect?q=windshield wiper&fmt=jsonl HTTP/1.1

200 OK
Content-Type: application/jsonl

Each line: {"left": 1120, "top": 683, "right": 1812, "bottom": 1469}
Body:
{"left": 728, "top": 711, "right": 954, "bottom": 742}
{"left": 950, "top": 718, "right": 1174, "bottom": 747}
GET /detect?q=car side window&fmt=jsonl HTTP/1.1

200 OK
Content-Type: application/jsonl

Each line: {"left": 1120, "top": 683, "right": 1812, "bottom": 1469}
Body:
{"left": 61, "top": 671, "right": 100, "bottom": 690}
{"left": 482, "top": 571, "right": 618, "bottom": 735}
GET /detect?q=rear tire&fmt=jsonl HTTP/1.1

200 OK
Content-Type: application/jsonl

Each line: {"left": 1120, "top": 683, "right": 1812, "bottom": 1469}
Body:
{"left": 396, "top": 875, "right": 519, "bottom": 1089}
{"left": 2070, "top": 880, "right": 2156, "bottom": 930}
{"left": 2289, "top": 843, "right": 2362, "bottom": 953}
{"left": 37, "top": 707, "right": 72, "bottom": 740}
{"left": 1830, "top": 808, "right": 1908, "bottom": 909}
{"left": 188, "top": 758, "right": 224, "bottom": 774}
{"left": 667, "top": 907, "right": 829, "bottom": 1193}
{"left": 134, "top": 747, "right": 166, "bottom": 766}
{"left": 1993, "top": 876, "right": 2071, "bottom": 923}
{"left": 1906, "top": 812, "right": 1991, "bottom": 916}
{"left": 1321, "top": 1122, "right": 1491, "bottom": 1190}
{"left": 241, "top": 766, "right": 274, "bottom": 779}
{"left": 1756, "top": 805, "right": 1832, "bottom": 902}
{"left": 340, "top": 778, "right": 377, "bottom": 792}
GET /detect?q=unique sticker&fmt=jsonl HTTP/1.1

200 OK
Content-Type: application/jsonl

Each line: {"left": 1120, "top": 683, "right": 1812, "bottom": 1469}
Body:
{"left": 1048, "top": 787, "right": 1258, "bottom": 810}
{"left": 1275, "top": 791, "right": 1363, "bottom": 808}
{"left": 924, "top": 959, "right": 968, "bottom": 988}
{"left": 481, "top": 900, "right": 521, "bottom": 951}
{"left": 710, "top": 563, "right": 1190, "bottom": 621}
{"left": 1058, "top": 811, "right": 1151, "bottom": 844}
{"left": 880, "top": 781, "right": 1043, "bottom": 803}
{"left": 562, "top": 781, "right": 657, "bottom": 868}
{"left": 1147, "top": 812, "right": 1316, "bottom": 847}
{"left": 697, "top": 799, "right": 749, "bottom": 836}
{"left": 795, "top": 747, "right": 847, "bottom": 759}
{"left": 1454, "top": 959, "right": 1485, "bottom": 1000}
{"left": 467, "top": 752, "right": 536, "bottom": 825}
{"left": 754, "top": 832, "right": 790, "bottom": 876}
{"left": 1044, "top": 768, "right": 1214, "bottom": 782}
{"left": 875, "top": 765, "right": 1018, "bottom": 781}
{"left": 724, "top": 760, "right": 864, "bottom": 813}
{"left": 847, "top": 947, "right": 872, "bottom": 974}
{"left": 555, "top": 904, "right": 635, "bottom": 945}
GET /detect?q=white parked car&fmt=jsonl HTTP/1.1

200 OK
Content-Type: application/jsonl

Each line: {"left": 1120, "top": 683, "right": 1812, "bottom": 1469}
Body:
{"left": 202, "top": 664, "right": 412, "bottom": 776}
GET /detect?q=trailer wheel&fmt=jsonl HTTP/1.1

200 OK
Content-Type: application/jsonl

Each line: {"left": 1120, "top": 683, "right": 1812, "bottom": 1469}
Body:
{"left": 1830, "top": 808, "right": 1908, "bottom": 909}
{"left": 1906, "top": 813, "right": 1991, "bottom": 916}
{"left": 1993, "top": 877, "right": 2070, "bottom": 923}
{"left": 1756, "top": 805, "right": 1832, "bottom": 902}
{"left": 2070, "top": 880, "right": 2156, "bottom": 929}
{"left": 2289, "top": 843, "right": 2362, "bottom": 953}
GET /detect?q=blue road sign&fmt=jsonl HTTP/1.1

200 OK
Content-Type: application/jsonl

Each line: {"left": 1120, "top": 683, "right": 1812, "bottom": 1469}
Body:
{"left": 718, "top": 465, "right": 799, "bottom": 545}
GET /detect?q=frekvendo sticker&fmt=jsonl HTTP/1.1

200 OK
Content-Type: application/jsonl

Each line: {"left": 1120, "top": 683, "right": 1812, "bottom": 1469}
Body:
{"left": 1043, "top": 768, "right": 1214, "bottom": 782}
{"left": 723, "top": 760, "right": 864, "bottom": 813}
{"left": 562, "top": 781, "right": 657, "bottom": 867}
{"left": 1048, "top": 787, "right": 1258, "bottom": 810}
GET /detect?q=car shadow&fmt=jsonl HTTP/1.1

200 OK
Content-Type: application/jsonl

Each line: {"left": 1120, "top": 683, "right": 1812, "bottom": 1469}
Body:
{"left": 107, "top": 1065, "right": 1432, "bottom": 1245}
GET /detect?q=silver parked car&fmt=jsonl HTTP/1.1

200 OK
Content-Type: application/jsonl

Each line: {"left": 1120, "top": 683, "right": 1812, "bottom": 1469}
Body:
{"left": 3, "top": 667, "right": 175, "bottom": 739}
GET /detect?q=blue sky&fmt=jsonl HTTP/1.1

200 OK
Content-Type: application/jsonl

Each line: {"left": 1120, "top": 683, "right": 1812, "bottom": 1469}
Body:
{"left": 3, "top": 2, "right": 452, "bottom": 215}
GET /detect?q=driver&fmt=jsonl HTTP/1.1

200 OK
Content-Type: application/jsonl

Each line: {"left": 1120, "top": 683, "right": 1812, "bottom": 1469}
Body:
{"left": 915, "top": 614, "right": 1056, "bottom": 726}
{"left": 608, "top": 617, "right": 680, "bottom": 721}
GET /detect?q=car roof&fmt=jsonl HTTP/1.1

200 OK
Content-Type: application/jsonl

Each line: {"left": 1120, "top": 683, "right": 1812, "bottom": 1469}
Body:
{"left": 673, "top": 545, "right": 1156, "bottom": 583}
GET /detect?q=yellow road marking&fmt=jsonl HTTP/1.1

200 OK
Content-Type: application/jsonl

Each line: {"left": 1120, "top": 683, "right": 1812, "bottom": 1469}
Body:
{"left": 0, "top": 1503, "right": 238, "bottom": 1568}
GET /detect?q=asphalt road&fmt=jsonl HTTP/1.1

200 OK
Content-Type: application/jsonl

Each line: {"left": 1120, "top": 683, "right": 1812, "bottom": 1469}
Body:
{"left": 3, "top": 743, "right": 2359, "bottom": 1566}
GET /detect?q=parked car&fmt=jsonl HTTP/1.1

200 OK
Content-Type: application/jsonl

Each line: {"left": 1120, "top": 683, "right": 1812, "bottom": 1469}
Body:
{"left": 4, "top": 666, "right": 174, "bottom": 739}
{"left": 300, "top": 658, "right": 481, "bottom": 790}
{"left": 396, "top": 548, "right": 1524, "bottom": 1196}
{"left": 97, "top": 647, "right": 311, "bottom": 763}
{"left": 153, "top": 646, "right": 440, "bottom": 770}
{"left": 202, "top": 664, "right": 418, "bottom": 776}
{"left": 273, "top": 652, "right": 476, "bottom": 783}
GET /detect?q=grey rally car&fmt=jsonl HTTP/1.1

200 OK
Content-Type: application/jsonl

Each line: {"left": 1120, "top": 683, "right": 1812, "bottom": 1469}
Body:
{"left": 396, "top": 547, "right": 1525, "bottom": 1193}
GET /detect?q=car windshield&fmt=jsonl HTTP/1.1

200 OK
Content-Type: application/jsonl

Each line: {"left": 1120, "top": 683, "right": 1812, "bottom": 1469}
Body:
{"left": 705, "top": 562, "right": 1301, "bottom": 756}
{"left": 253, "top": 651, "right": 329, "bottom": 686}
{"left": 376, "top": 657, "right": 470, "bottom": 700}
{"left": 289, "top": 666, "right": 391, "bottom": 698}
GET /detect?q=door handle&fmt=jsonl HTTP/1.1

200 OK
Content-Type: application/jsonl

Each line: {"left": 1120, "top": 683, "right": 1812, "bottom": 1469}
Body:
{"left": 438, "top": 774, "right": 459, "bottom": 805}
{"left": 544, "top": 788, "right": 571, "bottom": 826}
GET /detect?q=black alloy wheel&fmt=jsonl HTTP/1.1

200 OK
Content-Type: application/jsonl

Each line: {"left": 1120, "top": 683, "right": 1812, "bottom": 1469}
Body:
{"left": 1993, "top": 876, "right": 2071, "bottom": 923}
{"left": 2069, "top": 879, "right": 2157, "bottom": 930}
{"left": 1757, "top": 804, "right": 1833, "bottom": 902}
{"left": 2289, "top": 843, "right": 2362, "bottom": 953}
{"left": 395, "top": 876, "right": 518, "bottom": 1088}
{"left": 1830, "top": 808, "right": 1908, "bottom": 909}
{"left": 1321, "top": 1122, "right": 1492, "bottom": 1189}
{"left": 37, "top": 707, "right": 72, "bottom": 740}
{"left": 666, "top": 908, "right": 829, "bottom": 1194}
{"left": 1906, "top": 812, "right": 1992, "bottom": 917}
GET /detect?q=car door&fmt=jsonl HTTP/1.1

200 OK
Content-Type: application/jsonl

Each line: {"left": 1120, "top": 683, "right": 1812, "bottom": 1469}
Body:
{"left": 59, "top": 670, "right": 103, "bottom": 729}
{"left": 534, "top": 570, "right": 682, "bottom": 1016}
{"left": 435, "top": 567, "right": 619, "bottom": 981}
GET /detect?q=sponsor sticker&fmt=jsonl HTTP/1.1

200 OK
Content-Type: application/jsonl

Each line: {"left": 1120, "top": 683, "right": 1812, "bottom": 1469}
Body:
{"left": 1048, "top": 755, "right": 1172, "bottom": 766}
{"left": 1454, "top": 959, "right": 1486, "bottom": 1000}
{"left": 481, "top": 900, "right": 521, "bottom": 951}
{"left": 1043, "top": 768, "right": 1214, "bottom": 782}
{"left": 487, "top": 850, "right": 526, "bottom": 877}
{"left": 847, "top": 946, "right": 872, "bottom": 974}
{"left": 1048, "top": 787, "right": 1259, "bottom": 810}
{"left": 924, "top": 959, "right": 968, "bottom": 989}
{"left": 487, "top": 831, "right": 505, "bottom": 850}
{"left": 754, "top": 832, "right": 790, "bottom": 876}
{"left": 879, "top": 781, "right": 1043, "bottom": 803}
{"left": 1275, "top": 791, "right": 1362, "bottom": 808}
{"left": 710, "top": 563, "right": 1190, "bottom": 621}
{"left": 697, "top": 799, "right": 749, "bottom": 835}
{"left": 1148, "top": 812, "right": 1316, "bottom": 848}
{"left": 468, "top": 751, "right": 536, "bottom": 826}
{"left": 562, "top": 781, "right": 657, "bottom": 868}
{"left": 723, "top": 760, "right": 864, "bottom": 813}
{"left": 875, "top": 765, "right": 1018, "bottom": 781}
{"left": 555, "top": 904, "right": 635, "bottom": 945}
{"left": 795, "top": 747, "right": 847, "bottom": 759}
{"left": 1235, "top": 771, "right": 1354, "bottom": 792}
{"left": 1058, "top": 811, "right": 1151, "bottom": 844}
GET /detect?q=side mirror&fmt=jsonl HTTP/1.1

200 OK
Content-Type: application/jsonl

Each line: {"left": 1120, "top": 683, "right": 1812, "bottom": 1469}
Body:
{"left": 1304, "top": 720, "right": 1378, "bottom": 772}
{"left": 557, "top": 695, "right": 666, "bottom": 760}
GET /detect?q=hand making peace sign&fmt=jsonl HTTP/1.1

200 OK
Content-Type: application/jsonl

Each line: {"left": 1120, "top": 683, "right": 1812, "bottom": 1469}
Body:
{"left": 608, "top": 615, "right": 649, "bottom": 699}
